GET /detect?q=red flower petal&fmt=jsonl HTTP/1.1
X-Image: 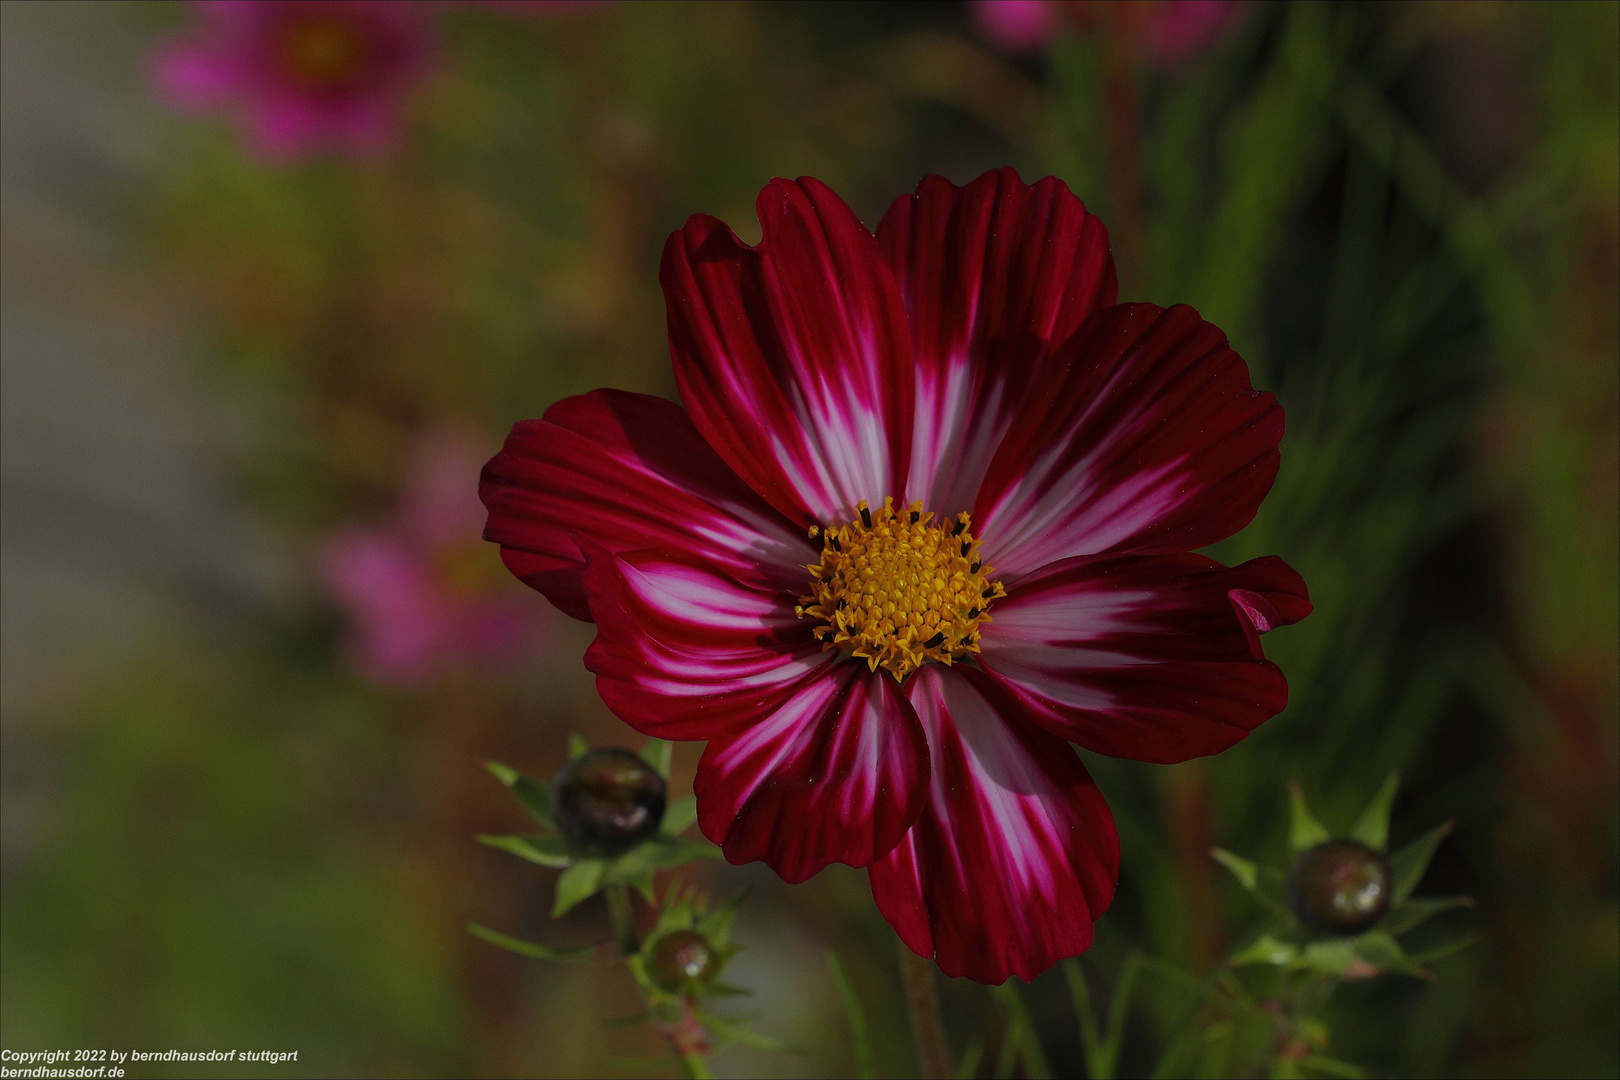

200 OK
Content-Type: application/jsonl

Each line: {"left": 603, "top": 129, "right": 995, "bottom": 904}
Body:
{"left": 480, "top": 389, "right": 812, "bottom": 620}
{"left": 876, "top": 168, "right": 1116, "bottom": 515}
{"left": 974, "top": 303, "right": 1283, "bottom": 580}
{"left": 661, "top": 178, "right": 914, "bottom": 528}
{"left": 979, "top": 553, "right": 1310, "bottom": 763}
{"left": 870, "top": 666, "right": 1118, "bottom": 984}
{"left": 581, "top": 545, "right": 831, "bottom": 742}
{"left": 695, "top": 662, "right": 929, "bottom": 883}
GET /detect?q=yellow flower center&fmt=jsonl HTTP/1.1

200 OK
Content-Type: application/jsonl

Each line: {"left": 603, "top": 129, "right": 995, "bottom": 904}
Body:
{"left": 796, "top": 497, "right": 1006, "bottom": 681}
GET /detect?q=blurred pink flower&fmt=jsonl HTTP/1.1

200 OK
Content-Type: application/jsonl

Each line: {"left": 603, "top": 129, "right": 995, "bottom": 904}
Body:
{"left": 970, "top": 0, "right": 1244, "bottom": 67}
{"left": 971, "top": 0, "right": 1060, "bottom": 54}
{"left": 152, "top": 1, "right": 434, "bottom": 160}
{"left": 320, "top": 433, "right": 549, "bottom": 687}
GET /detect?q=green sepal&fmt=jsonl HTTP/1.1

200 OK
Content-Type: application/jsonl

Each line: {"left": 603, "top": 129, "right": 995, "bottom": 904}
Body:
{"left": 483, "top": 760, "right": 556, "bottom": 830}
{"left": 1407, "top": 935, "right": 1479, "bottom": 968}
{"left": 1389, "top": 820, "right": 1453, "bottom": 904}
{"left": 642, "top": 738, "right": 673, "bottom": 778}
{"left": 1383, "top": 895, "right": 1474, "bottom": 936}
{"left": 466, "top": 921, "right": 598, "bottom": 962}
{"left": 1230, "top": 933, "right": 1299, "bottom": 967}
{"left": 1212, "top": 847, "right": 1258, "bottom": 890}
{"left": 660, "top": 796, "right": 699, "bottom": 837}
{"left": 1350, "top": 772, "right": 1400, "bottom": 851}
{"left": 553, "top": 859, "right": 606, "bottom": 917}
{"left": 1299, "top": 938, "right": 1360, "bottom": 976}
{"left": 695, "top": 889, "right": 746, "bottom": 947}
{"left": 1353, "top": 929, "right": 1431, "bottom": 979}
{"left": 694, "top": 1007, "right": 789, "bottom": 1052}
{"left": 567, "top": 734, "right": 590, "bottom": 760}
{"left": 1289, "top": 782, "right": 1332, "bottom": 852}
{"left": 476, "top": 833, "right": 573, "bottom": 868}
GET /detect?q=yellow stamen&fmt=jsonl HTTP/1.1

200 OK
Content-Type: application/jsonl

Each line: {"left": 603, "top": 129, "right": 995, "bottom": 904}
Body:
{"left": 796, "top": 497, "right": 1006, "bottom": 681}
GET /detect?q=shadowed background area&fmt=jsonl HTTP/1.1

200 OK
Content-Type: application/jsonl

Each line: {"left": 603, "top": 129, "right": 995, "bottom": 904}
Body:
{"left": 1, "top": 2, "right": 1615, "bottom": 1077}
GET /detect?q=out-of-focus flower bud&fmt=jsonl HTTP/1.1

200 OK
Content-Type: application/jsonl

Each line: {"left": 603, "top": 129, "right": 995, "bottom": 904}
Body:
{"left": 646, "top": 929, "right": 716, "bottom": 994}
{"left": 552, "top": 749, "right": 666, "bottom": 855}
{"left": 1287, "top": 838, "right": 1392, "bottom": 935}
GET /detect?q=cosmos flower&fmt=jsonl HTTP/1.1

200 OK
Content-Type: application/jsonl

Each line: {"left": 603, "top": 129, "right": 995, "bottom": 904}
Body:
{"left": 480, "top": 169, "right": 1309, "bottom": 982}
{"left": 972, "top": 0, "right": 1244, "bottom": 67}
{"left": 152, "top": 0, "right": 434, "bottom": 160}
{"left": 322, "top": 432, "right": 545, "bottom": 687}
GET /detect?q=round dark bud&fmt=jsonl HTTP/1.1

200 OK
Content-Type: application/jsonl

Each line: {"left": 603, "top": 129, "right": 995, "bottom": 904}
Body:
{"left": 647, "top": 929, "right": 716, "bottom": 993}
{"left": 1287, "top": 838, "right": 1392, "bottom": 936}
{"left": 552, "top": 749, "right": 666, "bottom": 856}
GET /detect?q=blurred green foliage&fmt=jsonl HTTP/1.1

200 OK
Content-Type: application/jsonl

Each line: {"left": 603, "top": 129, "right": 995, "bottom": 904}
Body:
{"left": 2, "top": 1, "right": 1615, "bottom": 1077}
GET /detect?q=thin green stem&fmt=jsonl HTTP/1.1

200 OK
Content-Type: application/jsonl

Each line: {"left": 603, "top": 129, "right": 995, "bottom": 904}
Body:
{"left": 898, "top": 940, "right": 953, "bottom": 1080}
{"left": 681, "top": 1051, "right": 715, "bottom": 1079}
{"left": 606, "top": 885, "right": 639, "bottom": 956}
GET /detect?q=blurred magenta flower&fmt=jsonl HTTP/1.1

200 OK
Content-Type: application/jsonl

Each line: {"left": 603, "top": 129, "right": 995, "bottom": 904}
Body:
{"left": 152, "top": 0, "right": 434, "bottom": 160}
{"left": 971, "top": 0, "right": 1244, "bottom": 67}
{"left": 321, "top": 433, "right": 547, "bottom": 687}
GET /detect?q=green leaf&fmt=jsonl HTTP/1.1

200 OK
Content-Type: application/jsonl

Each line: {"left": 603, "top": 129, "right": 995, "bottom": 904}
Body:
{"left": 696, "top": 890, "right": 746, "bottom": 946}
{"left": 642, "top": 738, "right": 673, "bottom": 778}
{"left": 1230, "top": 934, "right": 1299, "bottom": 967}
{"left": 694, "top": 1008, "right": 789, "bottom": 1052}
{"left": 661, "top": 796, "right": 699, "bottom": 837}
{"left": 567, "top": 734, "right": 590, "bottom": 760}
{"left": 1349, "top": 772, "right": 1400, "bottom": 851}
{"left": 1289, "top": 782, "right": 1332, "bottom": 852}
{"left": 1212, "top": 847, "right": 1259, "bottom": 890}
{"left": 476, "top": 833, "right": 572, "bottom": 868}
{"left": 642, "top": 836, "right": 723, "bottom": 869}
{"left": 1388, "top": 821, "right": 1453, "bottom": 904}
{"left": 465, "top": 921, "right": 597, "bottom": 962}
{"left": 552, "top": 859, "right": 606, "bottom": 917}
{"left": 484, "top": 760, "right": 556, "bottom": 829}
{"left": 825, "top": 951, "right": 876, "bottom": 1080}
{"left": 1382, "top": 895, "right": 1474, "bottom": 936}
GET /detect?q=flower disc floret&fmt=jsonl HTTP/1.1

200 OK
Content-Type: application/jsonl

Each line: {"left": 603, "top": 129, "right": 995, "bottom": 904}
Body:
{"left": 796, "top": 497, "right": 1006, "bottom": 681}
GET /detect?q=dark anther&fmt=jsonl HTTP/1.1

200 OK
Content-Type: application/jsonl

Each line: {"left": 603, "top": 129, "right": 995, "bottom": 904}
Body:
{"left": 836, "top": 598, "right": 846, "bottom": 609}
{"left": 830, "top": 536, "right": 842, "bottom": 552}
{"left": 970, "top": 561, "right": 981, "bottom": 574}
{"left": 967, "top": 607, "right": 980, "bottom": 619}
{"left": 960, "top": 540, "right": 972, "bottom": 557}
{"left": 910, "top": 510, "right": 920, "bottom": 523}
{"left": 952, "top": 519, "right": 967, "bottom": 536}
{"left": 924, "top": 632, "right": 946, "bottom": 648}
{"left": 859, "top": 505, "right": 873, "bottom": 528}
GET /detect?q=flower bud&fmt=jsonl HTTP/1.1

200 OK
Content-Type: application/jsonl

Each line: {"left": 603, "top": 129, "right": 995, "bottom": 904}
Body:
{"left": 647, "top": 929, "right": 716, "bottom": 994}
{"left": 552, "top": 749, "right": 666, "bottom": 856}
{"left": 1287, "top": 838, "right": 1391, "bottom": 936}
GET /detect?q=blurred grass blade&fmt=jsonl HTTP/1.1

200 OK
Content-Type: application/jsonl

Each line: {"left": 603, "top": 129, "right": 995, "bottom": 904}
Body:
{"left": 1211, "top": 847, "right": 1258, "bottom": 890}
{"left": 990, "top": 981, "right": 1050, "bottom": 1079}
{"left": 1298, "top": 1055, "right": 1369, "bottom": 1079}
{"left": 1062, "top": 960, "right": 1104, "bottom": 1075}
{"left": 954, "top": 1041, "right": 984, "bottom": 1080}
{"left": 465, "top": 922, "right": 596, "bottom": 962}
{"left": 825, "top": 950, "right": 876, "bottom": 1080}
{"left": 1350, "top": 772, "right": 1401, "bottom": 851}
